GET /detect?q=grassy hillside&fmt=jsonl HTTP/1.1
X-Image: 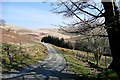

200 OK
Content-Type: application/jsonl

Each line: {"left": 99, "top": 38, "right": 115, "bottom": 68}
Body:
{"left": 52, "top": 44, "right": 119, "bottom": 80}
{"left": 1, "top": 28, "right": 32, "bottom": 44}
{"left": 2, "top": 24, "right": 71, "bottom": 41}
{"left": 2, "top": 42, "right": 48, "bottom": 73}
{"left": 53, "top": 45, "right": 112, "bottom": 68}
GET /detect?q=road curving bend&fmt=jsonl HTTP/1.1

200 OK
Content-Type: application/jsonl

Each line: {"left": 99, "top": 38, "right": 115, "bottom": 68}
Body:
{"left": 2, "top": 42, "right": 76, "bottom": 80}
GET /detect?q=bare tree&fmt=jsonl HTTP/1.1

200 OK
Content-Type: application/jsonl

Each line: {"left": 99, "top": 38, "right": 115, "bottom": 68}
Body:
{"left": 52, "top": 0, "right": 120, "bottom": 72}
{"left": 0, "top": 19, "right": 5, "bottom": 27}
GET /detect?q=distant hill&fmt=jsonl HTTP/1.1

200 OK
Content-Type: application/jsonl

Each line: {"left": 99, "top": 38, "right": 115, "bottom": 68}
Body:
{"left": 2, "top": 24, "right": 71, "bottom": 41}
{"left": 1, "top": 24, "right": 107, "bottom": 45}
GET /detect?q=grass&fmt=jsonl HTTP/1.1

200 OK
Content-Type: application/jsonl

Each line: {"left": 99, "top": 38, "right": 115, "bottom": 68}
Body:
{"left": 65, "top": 56, "right": 90, "bottom": 74}
{"left": 53, "top": 45, "right": 90, "bottom": 75}
{"left": 2, "top": 42, "right": 48, "bottom": 73}
{"left": 52, "top": 44, "right": 120, "bottom": 80}
{"left": 51, "top": 44, "right": 112, "bottom": 68}
{"left": 83, "top": 69, "right": 120, "bottom": 80}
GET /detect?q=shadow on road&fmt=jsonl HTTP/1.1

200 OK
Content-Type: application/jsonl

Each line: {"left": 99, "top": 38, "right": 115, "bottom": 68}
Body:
{"left": 2, "top": 65, "right": 77, "bottom": 80}
{"left": 2, "top": 43, "right": 79, "bottom": 80}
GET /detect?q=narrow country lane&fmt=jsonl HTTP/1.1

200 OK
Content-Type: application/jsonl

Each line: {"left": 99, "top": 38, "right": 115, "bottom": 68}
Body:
{"left": 2, "top": 43, "right": 76, "bottom": 80}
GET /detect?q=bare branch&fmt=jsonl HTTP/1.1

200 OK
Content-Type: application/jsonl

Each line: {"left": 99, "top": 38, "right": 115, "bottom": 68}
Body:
{"left": 69, "top": 0, "right": 100, "bottom": 18}
{"left": 87, "top": 4, "right": 104, "bottom": 15}
{"left": 59, "top": 0, "right": 89, "bottom": 25}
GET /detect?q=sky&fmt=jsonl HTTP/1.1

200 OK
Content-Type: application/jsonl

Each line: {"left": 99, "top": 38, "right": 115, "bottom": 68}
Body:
{"left": 2, "top": 2, "right": 73, "bottom": 29}
{"left": 2, "top": 0, "right": 120, "bottom": 29}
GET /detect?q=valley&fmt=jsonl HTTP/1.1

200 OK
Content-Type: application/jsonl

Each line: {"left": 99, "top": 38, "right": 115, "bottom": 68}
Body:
{"left": 0, "top": 24, "right": 119, "bottom": 80}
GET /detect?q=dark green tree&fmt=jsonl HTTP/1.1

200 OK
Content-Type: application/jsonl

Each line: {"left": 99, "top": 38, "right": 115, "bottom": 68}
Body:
{"left": 41, "top": 35, "right": 73, "bottom": 49}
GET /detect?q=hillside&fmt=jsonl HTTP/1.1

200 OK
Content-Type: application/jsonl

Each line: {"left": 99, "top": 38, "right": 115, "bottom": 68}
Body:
{"left": 1, "top": 24, "right": 107, "bottom": 45}
{"left": 2, "top": 24, "right": 71, "bottom": 41}
{"left": 0, "top": 28, "right": 32, "bottom": 44}
{"left": 2, "top": 42, "right": 48, "bottom": 73}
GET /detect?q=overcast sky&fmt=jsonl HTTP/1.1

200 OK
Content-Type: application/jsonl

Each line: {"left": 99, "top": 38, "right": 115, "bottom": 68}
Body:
{"left": 2, "top": 2, "right": 74, "bottom": 29}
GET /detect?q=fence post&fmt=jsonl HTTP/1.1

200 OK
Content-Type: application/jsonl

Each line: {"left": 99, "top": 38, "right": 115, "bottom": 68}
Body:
{"left": 105, "top": 56, "right": 107, "bottom": 67}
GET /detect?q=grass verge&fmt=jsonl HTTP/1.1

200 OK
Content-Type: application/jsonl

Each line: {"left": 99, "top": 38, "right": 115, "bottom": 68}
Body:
{"left": 53, "top": 45, "right": 90, "bottom": 75}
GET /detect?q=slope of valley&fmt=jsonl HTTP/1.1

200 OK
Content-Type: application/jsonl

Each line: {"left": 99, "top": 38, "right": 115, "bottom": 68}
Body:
{"left": 2, "top": 24, "right": 71, "bottom": 41}
{"left": 0, "top": 28, "right": 32, "bottom": 44}
{"left": 1, "top": 25, "right": 77, "bottom": 79}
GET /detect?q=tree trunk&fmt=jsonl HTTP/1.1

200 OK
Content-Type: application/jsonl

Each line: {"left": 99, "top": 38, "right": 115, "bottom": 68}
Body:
{"left": 102, "top": 1, "right": 120, "bottom": 72}
{"left": 107, "top": 27, "right": 120, "bottom": 71}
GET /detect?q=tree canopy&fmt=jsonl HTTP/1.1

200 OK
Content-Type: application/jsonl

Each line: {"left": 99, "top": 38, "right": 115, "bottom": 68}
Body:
{"left": 41, "top": 35, "right": 73, "bottom": 49}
